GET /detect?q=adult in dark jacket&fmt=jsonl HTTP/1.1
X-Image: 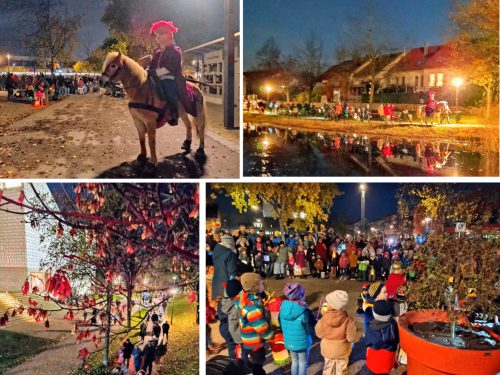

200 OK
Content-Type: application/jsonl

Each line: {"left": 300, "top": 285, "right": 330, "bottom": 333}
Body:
{"left": 6, "top": 73, "right": 16, "bottom": 101}
{"left": 363, "top": 300, "right": 399, "bottom": 375}
{"left": 121, "top": 338, "right": 134, "bottom": 369}
{"left": 211, "top": 240, "right": 238, "bottom": 302}
{"left": 141, "top": 338, "right": 158, "bottom": 375}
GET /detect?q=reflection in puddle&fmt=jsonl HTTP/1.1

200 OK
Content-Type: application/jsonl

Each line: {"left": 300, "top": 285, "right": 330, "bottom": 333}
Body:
{"left": 243, "top": 124, "right": 498, "bottom": 177}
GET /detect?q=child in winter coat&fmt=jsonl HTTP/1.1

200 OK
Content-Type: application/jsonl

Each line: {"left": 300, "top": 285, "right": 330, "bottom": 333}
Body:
{"left": 338, "top": 252, "right": 349, "bottom": 279}
{"left": 314, "top": 256, "right": 324, "bottom": 278}
{"left": 279, "top": 283, "right": 316, "bottom": 375}
{"left": 363, "top": 300, "right": 399, "bottom": 375}
{"left": 315, "top": 290, "right": 358, "bottom": 375}
{"left": 235, "top": 273, "right": 274, "bottom": 374}
{"left": 348, "top": 251, "right": 358, "bottom": 279}
{"left": 363, "top": 281, "right": 389, "bottom": 336}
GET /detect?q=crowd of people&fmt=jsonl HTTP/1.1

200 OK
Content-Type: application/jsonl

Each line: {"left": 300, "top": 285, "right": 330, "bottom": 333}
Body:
{"left": 0, "top": 73, "right": 100, "bottom": 103}
{"left": 244, "top": 97, "right": 415, "bottom": 124}
{"left": 207, "top": 226, "right": 417, "bottom": 375}
{"left": 112, "top": 310, "right": 170, "bottom": 375}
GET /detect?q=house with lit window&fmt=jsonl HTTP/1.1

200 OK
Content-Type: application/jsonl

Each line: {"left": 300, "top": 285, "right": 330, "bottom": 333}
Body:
{"left": 382, "top": 44, "right": 459, "bottom": 93}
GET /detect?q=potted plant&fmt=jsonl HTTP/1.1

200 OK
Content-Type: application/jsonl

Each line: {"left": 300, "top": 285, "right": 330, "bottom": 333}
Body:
{"left": 400, "top": 235, "right": 500, "bottom": 375}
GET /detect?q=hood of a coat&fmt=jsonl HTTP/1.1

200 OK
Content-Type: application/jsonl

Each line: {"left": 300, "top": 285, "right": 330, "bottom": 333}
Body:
{"left": 322, "top": 309, "right": 349, "bottom": 327}
{"left": 280, "top": 300, "right": 307, "bottom": 321}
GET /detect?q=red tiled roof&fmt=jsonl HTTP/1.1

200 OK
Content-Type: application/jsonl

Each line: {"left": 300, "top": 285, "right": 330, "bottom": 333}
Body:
{"left": 392, "top": 44, "right": 454, "bottom": 72}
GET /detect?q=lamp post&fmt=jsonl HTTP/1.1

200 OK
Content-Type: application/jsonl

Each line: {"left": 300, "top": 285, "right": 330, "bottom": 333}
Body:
{"left": 265, "top": 85, "right": 272, "bottom": 104}
{"left": 7, "top": 53, "right": 10, "bottom": 71}
{"left": 360, "top": 184, "right": 366, "bottom": 235}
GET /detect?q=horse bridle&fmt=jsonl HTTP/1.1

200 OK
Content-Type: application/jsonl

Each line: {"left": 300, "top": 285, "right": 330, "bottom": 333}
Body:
{"left": 101, "top": 63, "right": 122, "bottom": 82}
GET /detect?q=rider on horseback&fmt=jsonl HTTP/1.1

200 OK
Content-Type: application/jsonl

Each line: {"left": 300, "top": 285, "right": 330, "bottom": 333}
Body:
{"left": 425, "top": 91, "right": 437, "bottom": 117}
{"left": 148, "top": 20, "right": 184, "bottom": 126}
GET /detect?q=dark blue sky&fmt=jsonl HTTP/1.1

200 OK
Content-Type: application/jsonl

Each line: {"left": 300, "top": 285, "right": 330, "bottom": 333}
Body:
{"left": 244, "top": 0, "right": 453, "bottom": 70}
{"left": 212, "top": 183, "right": 399, "bottom": 225}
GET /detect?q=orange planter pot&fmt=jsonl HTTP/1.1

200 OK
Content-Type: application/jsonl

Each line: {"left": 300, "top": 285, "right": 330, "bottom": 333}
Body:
{"left": 398, "top": 310, "right": 500, "bottom": 375}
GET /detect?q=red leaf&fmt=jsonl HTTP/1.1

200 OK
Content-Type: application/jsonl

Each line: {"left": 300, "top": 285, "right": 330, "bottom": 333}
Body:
{"left": 78, "top": 347, "right": 89, "bottom": 360}
{"left": 57, "top": 223, "right": 64, "bottom": 238}
{"left": 21, "top": 278, "right": 29, "bottom": 295}
{"left": 189, "top": 208, "right": 198, "bottom": 218}
{"left": 125, "top": 243, "right": 135, "bottom": 255}
{"left": 69, "top": 228, "right": 77, "bottom": 236}
{"left": 18, "top": 190, "right": 25, "bottom": 203}
{"left": 45, "top": 320, "right": 50, "bottom": 328}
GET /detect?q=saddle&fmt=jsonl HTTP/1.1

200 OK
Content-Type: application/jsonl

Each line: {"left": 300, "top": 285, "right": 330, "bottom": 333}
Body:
{"left": 128, "top": 72, "right": 198, "bottom": 128}
{"left": 128, "top": 74, "right": 173, "bottom": 129}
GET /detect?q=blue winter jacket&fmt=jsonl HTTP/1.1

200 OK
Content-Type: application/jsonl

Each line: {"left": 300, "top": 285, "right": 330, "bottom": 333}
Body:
{"left": 285, "top": 237, "right": 298, "bottom": 250}
{"left": 363, "top": 317, "right": 399, "bottom": 352}
{"left": 279, "top": 300, "right": 315, "bottom": 352}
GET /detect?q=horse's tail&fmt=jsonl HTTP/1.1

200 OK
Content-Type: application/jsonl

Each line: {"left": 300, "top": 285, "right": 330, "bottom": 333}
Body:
{"left": 196, "top": 88, "right": 205, "bottom": 143}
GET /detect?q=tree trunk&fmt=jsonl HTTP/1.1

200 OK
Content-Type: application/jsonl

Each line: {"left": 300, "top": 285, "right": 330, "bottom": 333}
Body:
{"left": 126, "top": 284, "right": 132, "bottom": 332}
{"left": 50, "top": 57, "right": 54, "bottom": 76}
{"left": 485, "top": 84, "right": 492, "bottom": 119}
{"left": 102, "top": 283, "right": 113, "bottom": 367}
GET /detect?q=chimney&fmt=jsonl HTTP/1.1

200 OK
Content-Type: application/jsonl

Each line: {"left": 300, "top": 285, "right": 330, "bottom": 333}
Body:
{"left": 423, "top": 42, "right": 429, "bottom": 56}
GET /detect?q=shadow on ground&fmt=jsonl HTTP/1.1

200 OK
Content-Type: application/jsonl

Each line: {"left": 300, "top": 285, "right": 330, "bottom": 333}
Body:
{"left": 96, "top": 152, "right": 207, "bottom": 178}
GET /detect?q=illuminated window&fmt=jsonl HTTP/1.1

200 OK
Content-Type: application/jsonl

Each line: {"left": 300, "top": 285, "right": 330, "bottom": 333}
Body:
{"left": 429, "top": 74, "right": 435, "bottom": 87}
{"left": 437, "top": 73, "right": 444, "bottom": 87}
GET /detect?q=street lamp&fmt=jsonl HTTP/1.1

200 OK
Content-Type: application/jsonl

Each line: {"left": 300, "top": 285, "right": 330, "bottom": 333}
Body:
{"left": 265, "top": 85, "right": 272, "bottom": 103}
{"left": 452, "top": 77, "right": 463, "bottom": 113}
{"left": 359, "top": 184, "right": 366, "bottom": 234}
{"left": 7, "top": 53, "right": 10, "bottom": 71}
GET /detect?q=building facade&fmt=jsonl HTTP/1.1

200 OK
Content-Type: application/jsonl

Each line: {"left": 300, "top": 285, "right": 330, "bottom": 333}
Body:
{"left": 0, "top": 183, "right": 55, "bottom": 291}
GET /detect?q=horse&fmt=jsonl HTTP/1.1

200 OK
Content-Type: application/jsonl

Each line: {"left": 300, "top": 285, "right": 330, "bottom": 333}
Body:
{"left": 99, "top": 52, "right": 206, "bottom": 169}
{"left": 416, "top": 101, "right": 452, "bottom": 125}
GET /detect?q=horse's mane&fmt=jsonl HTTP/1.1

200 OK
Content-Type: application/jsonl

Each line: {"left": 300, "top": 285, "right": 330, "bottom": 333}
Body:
{"left": 104, "top": 52, "right": 148, "bottom": 84}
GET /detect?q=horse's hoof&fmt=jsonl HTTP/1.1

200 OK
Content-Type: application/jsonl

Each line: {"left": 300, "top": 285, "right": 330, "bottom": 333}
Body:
{"left": 181, "top": 139, "right": 192, "bottom": 151}
{"left": 195, "top": 148, "right": 206, "bottom": 161}
{"left": 137, "top": 154, "right": 148, "bottom": 163}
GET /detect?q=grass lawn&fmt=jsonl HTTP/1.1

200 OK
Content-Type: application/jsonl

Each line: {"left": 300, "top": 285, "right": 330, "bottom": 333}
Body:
{"left": 0, "top": 330, "right": 56, "bottom": 374}
{"left": 157, "top": 295, "right": 199, "bottom": 375}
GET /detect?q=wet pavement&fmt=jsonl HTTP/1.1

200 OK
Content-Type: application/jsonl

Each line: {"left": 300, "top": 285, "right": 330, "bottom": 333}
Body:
{"left": 243, "top": 124, "right": 499, "bottom": 176}
{"left": 0, "top": 92, "right": 239, "bottom": 178}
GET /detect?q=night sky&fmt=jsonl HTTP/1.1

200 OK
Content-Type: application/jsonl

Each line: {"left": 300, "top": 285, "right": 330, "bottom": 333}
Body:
{"left": 211, "top": 183, "right": 400, "bottom": 226}
{"left": 244, "top": 0, "right": 453, "bottom": 70}
{"left": 0, "top": 0, "right": 234, "bottom": 59}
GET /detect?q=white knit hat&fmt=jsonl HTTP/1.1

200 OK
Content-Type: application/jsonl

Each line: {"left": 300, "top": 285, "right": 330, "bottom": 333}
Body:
{"left": 325, "top": 290, "right": 349, "bottom": 310}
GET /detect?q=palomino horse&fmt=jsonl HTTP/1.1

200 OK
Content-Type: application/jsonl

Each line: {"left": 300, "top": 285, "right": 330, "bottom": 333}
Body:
{"left": 99, "top": 52, "right": 206, "bottom": 168}
{"left": 416, "top": 101, "right": 452, "bottom": 125}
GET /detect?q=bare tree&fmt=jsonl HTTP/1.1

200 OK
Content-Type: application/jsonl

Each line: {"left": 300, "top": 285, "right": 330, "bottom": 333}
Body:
{"left": 295, "top": 30, "right": 326, "bottom": 97}
{"left": 255, "top": 37, "right": 282, "bottom": 70}
{"left": 22, "top": 0, "right": 81, "bottom": 74}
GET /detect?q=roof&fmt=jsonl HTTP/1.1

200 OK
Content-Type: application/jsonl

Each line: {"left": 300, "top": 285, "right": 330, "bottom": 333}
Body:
{"left": 184, "top": 32, "right": 240, "bottom": 55}
{"left": 318, "top": 59, "right": 369, "bottom": 81}
{"left": 391, "top": 44, "right": 454, "bottom": 72}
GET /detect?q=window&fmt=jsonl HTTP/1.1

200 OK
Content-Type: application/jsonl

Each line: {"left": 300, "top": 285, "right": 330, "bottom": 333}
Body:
{"left": 420, "top": 75, "right": 424, "bottom": 87}
{"left": 415, "top": 76, "right": 419, "bottom": 87}
{"left": 429, "top": 73, "right": 436, "bottom": 87}
{"left": 402, "top": 76, "right": 405, "bottom": 85}
{"left": 395, "top": 77, "right": 399, "bottom": 85}
{"left": 437, "top": 73, "right": 444, "bottom": 87}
